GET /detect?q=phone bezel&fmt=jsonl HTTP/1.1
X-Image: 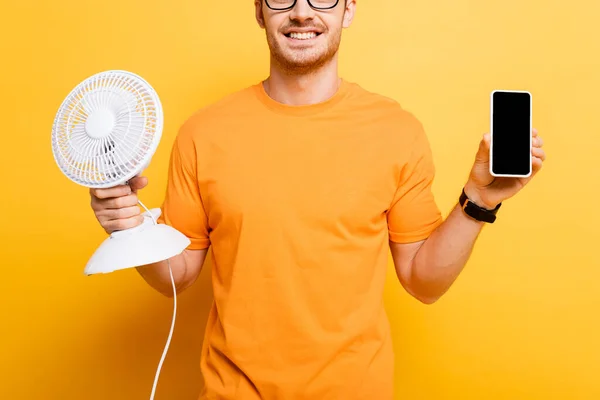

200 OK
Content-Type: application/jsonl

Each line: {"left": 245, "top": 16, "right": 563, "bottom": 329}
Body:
{"left": 489, "top": 89, "right": 532, "bottom": 178}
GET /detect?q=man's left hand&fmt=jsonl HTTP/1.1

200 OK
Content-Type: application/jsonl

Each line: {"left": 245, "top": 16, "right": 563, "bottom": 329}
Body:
{"left": 463, "top": 128, "right": 546, "bottom": 210}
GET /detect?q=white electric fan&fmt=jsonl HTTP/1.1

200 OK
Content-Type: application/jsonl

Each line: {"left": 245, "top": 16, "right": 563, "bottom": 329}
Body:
{"left": 51, "top": 69, "right": 189, "bottom": 399}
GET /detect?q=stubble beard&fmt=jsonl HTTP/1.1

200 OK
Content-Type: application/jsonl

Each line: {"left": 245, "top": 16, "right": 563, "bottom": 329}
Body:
{"left": 266, "top": 26, "right": 342, "bottom": 75}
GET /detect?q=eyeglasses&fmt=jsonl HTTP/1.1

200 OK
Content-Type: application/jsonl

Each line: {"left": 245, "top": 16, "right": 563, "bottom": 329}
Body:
{"left": 265, "top": 0, "right": 340, "bottom": 11}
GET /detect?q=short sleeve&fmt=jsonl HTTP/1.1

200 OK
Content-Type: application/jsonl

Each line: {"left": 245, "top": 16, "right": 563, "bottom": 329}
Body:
{"left": 387, "top": 119, "right": 443, "bottom": 243}
{"left": 157, "top": 129, "right": 211, "bottom": 250}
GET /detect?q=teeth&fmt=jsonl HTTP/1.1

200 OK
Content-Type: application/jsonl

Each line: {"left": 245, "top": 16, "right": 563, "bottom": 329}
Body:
{"left": 289, "top": 32, "right": 317, "bottom": 40}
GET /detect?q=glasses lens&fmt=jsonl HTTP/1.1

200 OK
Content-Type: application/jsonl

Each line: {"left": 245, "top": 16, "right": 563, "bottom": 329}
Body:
{"left": 266, "top": 0, "right": 339, "bottom": 10}
{"left": 310, "top": 0, "right": 338, "bottom": 8}
{"left": 266, "top": 0, "right": 294, "bottom": 9}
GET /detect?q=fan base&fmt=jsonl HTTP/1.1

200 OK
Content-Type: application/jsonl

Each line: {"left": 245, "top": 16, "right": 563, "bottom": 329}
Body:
{"left": 84, "top": 208, "right": 191, "bottom": 275}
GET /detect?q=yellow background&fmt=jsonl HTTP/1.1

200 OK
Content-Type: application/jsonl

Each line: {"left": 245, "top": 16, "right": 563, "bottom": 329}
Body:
{"left": 1, "top": 0, "right": 598, "bottom": 399}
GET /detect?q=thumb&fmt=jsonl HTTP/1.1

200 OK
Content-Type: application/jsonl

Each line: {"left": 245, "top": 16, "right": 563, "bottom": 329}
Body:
{"left": 475, "top": 133, "right": 491, "bottom": 163}
{"left": 129, "top": 175, "right": 148, "bottom": 192}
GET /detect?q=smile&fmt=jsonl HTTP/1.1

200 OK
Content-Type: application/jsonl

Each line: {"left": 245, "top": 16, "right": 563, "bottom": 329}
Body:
{"left": 284, "top": 32, "right": 321, "bottom": 40}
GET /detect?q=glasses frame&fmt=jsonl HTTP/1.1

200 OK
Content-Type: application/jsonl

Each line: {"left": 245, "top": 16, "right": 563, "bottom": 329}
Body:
{"left": 264, "top": 0, "right": 340, "bottom": 11}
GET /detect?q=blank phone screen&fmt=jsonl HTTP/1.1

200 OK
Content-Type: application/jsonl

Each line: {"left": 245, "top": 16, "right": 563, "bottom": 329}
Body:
{"left": 491, "top": 91, "right": 531, "bottom": 176}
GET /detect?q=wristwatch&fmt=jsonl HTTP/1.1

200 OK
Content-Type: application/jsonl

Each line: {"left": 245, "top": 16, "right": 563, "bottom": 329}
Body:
{"left": 459, "top": 188, "right": 501, "bottom": 223}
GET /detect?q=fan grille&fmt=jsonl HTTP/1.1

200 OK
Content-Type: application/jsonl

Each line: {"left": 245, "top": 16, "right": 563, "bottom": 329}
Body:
{"left": 51, "top": 70, "right": 163, "bottom": 188}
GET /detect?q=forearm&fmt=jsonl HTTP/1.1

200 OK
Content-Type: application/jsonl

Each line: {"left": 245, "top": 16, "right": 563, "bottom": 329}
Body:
{"left": 409, "top": 203, "right": 485, "bottom": 303}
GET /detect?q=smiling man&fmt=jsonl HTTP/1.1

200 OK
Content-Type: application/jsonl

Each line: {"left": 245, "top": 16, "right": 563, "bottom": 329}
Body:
{"left": 89, "top": 0, "right": 546, "bottom": 399}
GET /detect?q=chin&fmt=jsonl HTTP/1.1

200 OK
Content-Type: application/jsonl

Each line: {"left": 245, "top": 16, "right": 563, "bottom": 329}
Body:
{"left": 267, "top": 33, "right": 339, "bottom": 72}
{"left": 277, "top": 46, "right": 335, "bottom": 70}
{"left": 286, "top": 50, "right": 326, "bottom": 64}
{"left": 278, "top": 54, "right": 330, "bottom": 72}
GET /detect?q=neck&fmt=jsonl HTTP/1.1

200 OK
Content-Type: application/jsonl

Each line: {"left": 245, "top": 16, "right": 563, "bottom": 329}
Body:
{"left": 263, "top": 55, "right": 341, "bottom": 106}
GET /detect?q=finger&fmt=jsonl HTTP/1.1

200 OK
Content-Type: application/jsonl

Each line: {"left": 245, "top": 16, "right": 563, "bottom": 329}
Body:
{"left": 129, "top": 176, "right": 148, "bottom": 192}
{"left": 103, "top": 214, "right": 145, "bottom": 233}
{"left": 532, "top": 128, "right": 538, "bottom": 137}
{"left": 96, "top": 193, "right": 139, "bottom": 210}
{"left": 533, "top": 136, "right": 544, "bottom": 148}
{"left": 532, "top": 147, "right": 546, "bottom": 161}
{"left": 96, "top": 205, "right": 141, "bottom": 221}
{"left": 483, "top": 132, "right": 491, "bottom": 148}
{"left": 476, "top": 133, "right": 491, "bottom": 161}
{"left": 90, "top": 185, "right": 131, "bottom": 200}
{"left": 532, "top": 156, "right": 543, "bottom": 173}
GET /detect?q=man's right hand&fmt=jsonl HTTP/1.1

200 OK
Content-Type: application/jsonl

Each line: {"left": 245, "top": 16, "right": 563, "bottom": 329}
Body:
{"left": 90, "top": 176, "right": 149, "bottom": 234}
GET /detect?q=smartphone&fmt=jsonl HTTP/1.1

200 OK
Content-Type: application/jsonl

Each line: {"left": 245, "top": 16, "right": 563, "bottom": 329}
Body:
{"left": 490, "top": 90, "right": 532, "bottom": 177}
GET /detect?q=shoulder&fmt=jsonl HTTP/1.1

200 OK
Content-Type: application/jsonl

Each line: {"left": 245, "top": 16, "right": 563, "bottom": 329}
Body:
{"left": 346, "top": 81, "right": 423, "bottom": 125}
{"left": 175, "top": 83, "right": 259, "bottom": 143}
{"left": 346, "top": 80, "right": 427, "bottom": 141}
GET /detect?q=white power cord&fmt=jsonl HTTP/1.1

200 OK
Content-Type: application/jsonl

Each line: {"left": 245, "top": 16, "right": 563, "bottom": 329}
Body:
{"left": 138, "top": 199, "right": 178, "bottom": 400}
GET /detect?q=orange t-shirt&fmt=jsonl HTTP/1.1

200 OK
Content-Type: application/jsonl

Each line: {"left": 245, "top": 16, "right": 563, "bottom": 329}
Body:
{"left": 158, "top": 79, "right": 443, "bottom": 400}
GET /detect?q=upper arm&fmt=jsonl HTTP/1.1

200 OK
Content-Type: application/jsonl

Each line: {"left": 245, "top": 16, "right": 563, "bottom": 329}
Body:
{"left": 157, "top": 123, "right": 211, "bottom": 251}
{"left": 136, "top": 246, "right": 210, "bottom": 297}
{"left": 155, "top": 123, "right": 212, "bottom": 294}
{"left": 386, "top": 114, "right": 442, "bottom": 294}
{"left": 178, "top": 247, "right": 210, "bottom": 291}
{"left": 387, "top": 116, "right": 443, "bottom": 244}
{"left": 389, "top": 240, "right": 424, "bottom": 295}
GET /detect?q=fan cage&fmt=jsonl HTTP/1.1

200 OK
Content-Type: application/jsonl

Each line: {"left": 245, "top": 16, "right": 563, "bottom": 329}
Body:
{"left": 51, "top": 70, "right": 163, "bottom": 189}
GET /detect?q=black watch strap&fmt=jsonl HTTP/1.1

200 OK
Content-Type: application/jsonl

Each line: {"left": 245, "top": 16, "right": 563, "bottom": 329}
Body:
{"left": 459, "top": 188, "right": 501, "bottom": 223}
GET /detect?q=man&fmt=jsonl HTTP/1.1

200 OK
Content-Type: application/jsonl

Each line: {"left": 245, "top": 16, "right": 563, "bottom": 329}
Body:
{"left": 90, "top": 0, "right": 546, "bottom": 398}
